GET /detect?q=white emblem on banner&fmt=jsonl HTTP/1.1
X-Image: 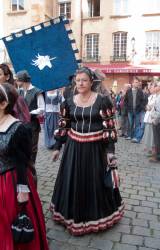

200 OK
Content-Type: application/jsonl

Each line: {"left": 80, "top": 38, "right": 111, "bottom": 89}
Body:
{"left": 31, "top": 54, "right": 56, "bottom": 70}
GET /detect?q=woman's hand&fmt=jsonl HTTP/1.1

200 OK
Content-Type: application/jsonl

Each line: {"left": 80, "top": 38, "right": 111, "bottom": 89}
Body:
{"left": 52, "top": 150, "right": 60, "bottom": 162}
{"left": 17, "top": 192, "right": 29, "bottom": 203}
{"left": 107, "top": 153, "right": 117, "bottom": 166}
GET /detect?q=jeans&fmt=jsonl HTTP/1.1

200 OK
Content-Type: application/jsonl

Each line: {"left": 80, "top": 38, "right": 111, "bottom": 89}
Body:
{"left": 128, "top": 112, "right": 141, "bottom": 141}
{"left": 138, "top": 111, "right": 145, "bottom": 141}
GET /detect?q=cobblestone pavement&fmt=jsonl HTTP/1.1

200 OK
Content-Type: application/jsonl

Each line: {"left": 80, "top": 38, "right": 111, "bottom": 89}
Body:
{"left": 36, "top": 130, "right": 160, "bottom": 250}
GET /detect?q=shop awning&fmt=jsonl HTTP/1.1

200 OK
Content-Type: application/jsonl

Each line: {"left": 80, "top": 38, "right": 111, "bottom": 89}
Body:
{"left": 85, "top": 63, "right": 153, "bottom": 74}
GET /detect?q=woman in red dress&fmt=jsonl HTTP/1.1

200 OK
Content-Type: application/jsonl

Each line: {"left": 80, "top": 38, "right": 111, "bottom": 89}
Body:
{"left": 0, "top": 82, "right": 49, "bottom": 250}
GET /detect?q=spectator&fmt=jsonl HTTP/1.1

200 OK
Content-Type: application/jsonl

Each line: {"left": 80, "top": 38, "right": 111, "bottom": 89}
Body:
{"left": 124, "top": 77, "right": 145, "bottom": 143}
{"left": 150, "top": 82, "right": 160, "bottom": 162}
{"left": 143, "top": 82, "right": 156, "bottom": 156}
{"left": 119, "top": 84, "right": 131, "bottom": 137}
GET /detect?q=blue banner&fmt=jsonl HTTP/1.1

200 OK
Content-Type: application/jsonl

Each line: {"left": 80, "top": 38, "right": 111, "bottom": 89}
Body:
{"left": 3, "top": 17, "right": 80, "bottom": 90}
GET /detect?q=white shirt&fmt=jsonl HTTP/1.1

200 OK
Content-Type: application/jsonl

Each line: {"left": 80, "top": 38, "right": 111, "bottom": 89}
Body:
{"left": 45, "top": 90, "right": 64, "bottom": 113}
{"left": 144, "top": 94, "right": 156, "bottom": 123}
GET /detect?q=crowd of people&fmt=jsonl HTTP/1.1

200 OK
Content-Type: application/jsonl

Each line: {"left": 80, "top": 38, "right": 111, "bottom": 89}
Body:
{"left": 0, "top": 61, "right": 160, "bottom": 248}
{"left": 113, "top": 77, "right": 160, "bottom": 163}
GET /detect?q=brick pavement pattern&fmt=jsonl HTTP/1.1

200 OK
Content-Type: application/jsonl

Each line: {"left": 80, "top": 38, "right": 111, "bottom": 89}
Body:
{"left": 36, "top": 130, "right": 160, "bottom": 250}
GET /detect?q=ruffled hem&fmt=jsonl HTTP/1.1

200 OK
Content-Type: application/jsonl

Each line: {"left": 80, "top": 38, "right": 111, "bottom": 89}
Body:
{"left": 50, "top": 202, "right": 125, "bottom": 236}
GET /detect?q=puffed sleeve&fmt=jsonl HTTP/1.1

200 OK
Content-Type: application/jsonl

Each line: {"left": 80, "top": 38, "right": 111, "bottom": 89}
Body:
{"left": 54, "top": 99, "right": 71, "bottom": 150}
{"left": 100, "top": 96, "right": 117, "bottom": 153}
{"left": 9, "top": 124, "right": 32, "bottom": 185}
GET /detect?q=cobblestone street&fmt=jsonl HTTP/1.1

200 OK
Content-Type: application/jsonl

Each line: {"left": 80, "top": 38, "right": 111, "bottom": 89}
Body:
{"left": 36, "top": 129, "right": 160, "bottom": 250}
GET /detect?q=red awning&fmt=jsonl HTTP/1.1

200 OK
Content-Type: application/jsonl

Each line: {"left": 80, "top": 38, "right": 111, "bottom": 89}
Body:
{"left": 85, "top": 63, "right": 152, "bottom": 74}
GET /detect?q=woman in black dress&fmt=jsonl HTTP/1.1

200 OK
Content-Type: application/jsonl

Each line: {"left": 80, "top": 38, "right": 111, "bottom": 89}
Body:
{"left": 50, "top": 67, "right": 124, "bottom": 235}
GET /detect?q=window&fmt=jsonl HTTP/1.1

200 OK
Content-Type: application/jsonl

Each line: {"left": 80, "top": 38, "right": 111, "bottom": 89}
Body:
{"left": 113, "top": 32, "right": 127, "bottom": 61}
{"left": 59, "top": 2, "right": 71, "bottom": 19}
{"left": 88, "top": 0, "right": 100, "bottom": 17}
{"left": 145, "top": 31, "right": 160, "bottom": 61}
{"left": 11, "top": 0, "right": 24, "bottom": 11}
{"left": 85, "top": 34, "right": 99, "bottom": 61}
{"left": 114, "top": 0, "right": 129, "bottom": 15}
{"left": 144, "top": 0, "right": 160, "bottom": 13}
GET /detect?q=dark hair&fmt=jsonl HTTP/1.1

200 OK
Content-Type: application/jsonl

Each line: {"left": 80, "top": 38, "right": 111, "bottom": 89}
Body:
{"left": 75, "top": 67, "right": 95, "bottom": 81}
{"left": 142, "top": 83, "right": 148, "bottom": 90}
{"left": 0, "top": 83, "right": 18, "bottom": 114}
{"left": 133, "top": 76, "right": 140, "bottom": 82}
{"left": 0, "top": 63, "right": 14, "bottom": 85}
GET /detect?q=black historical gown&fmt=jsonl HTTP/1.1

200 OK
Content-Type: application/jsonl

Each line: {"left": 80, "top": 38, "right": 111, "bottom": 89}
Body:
{"left": 50, "top": 94, "right": 124, "bottom": 235}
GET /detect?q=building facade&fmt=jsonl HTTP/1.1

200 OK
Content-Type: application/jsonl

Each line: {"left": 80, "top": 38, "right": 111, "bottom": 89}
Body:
{"left": 47, "top": 0, "right": 160, "bottom": 90}
{"left": 1, "top": 0, "right": 160, "bottom": 89}
{"left": 0, "top": 0, "right": 46, "bottom": 63}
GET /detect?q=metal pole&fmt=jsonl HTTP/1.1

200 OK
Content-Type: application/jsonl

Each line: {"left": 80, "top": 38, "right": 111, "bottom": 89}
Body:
{"left": 80, "top": 0, "right": 83, "bottom": 60}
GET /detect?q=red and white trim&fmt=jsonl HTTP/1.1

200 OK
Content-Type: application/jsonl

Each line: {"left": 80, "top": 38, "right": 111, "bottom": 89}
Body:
{"left": 68, "top": 128, "right": 103, "bottom": 142}
{"left": 50, "top": 202, "right": 125, "bottom": 235}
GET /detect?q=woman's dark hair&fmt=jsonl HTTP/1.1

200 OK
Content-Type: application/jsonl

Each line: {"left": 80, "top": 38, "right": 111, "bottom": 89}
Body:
{"left": 0, "top": 63, "right": 14, "bottom": 85}
{"left": 75, "top": 67, "right": 95, "bottom": 81}
{"left": 0, "top": 82, "right": 18, "bottom": 114}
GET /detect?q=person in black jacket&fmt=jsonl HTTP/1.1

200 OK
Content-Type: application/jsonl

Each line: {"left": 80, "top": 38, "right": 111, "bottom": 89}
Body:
{"left": 124, "top": 77, "right": 145, "bottom": 143}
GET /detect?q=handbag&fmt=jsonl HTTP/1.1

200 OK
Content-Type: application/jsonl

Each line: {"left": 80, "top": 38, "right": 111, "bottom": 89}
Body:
{"left": 11, "top": 211, "right": 34, "bottom": 243}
